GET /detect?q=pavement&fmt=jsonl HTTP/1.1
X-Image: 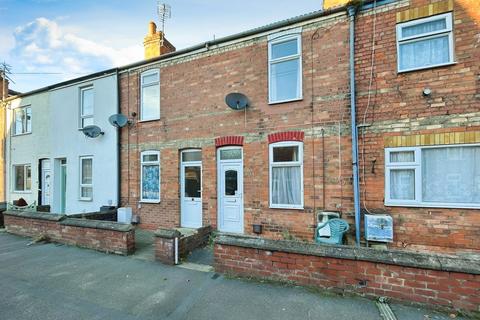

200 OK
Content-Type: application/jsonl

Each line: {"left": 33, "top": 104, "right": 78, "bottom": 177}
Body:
{"left": 0, "top": 231, "right": 467, "bottom": 320}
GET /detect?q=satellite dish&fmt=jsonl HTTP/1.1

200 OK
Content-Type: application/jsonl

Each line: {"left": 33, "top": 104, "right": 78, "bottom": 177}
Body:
{"left": 225, "top": 93, "right": 249, "bottom": 110}
{"left": 81, "top": 125, "right": 104, "bottom": 138}
{"left": 108, "top": 114, "right": 129, "bottom": 128}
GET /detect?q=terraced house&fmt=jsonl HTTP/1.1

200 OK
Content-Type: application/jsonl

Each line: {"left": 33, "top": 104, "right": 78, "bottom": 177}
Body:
{"left": 118, "top": 0, "right": 479, "bottom": 254}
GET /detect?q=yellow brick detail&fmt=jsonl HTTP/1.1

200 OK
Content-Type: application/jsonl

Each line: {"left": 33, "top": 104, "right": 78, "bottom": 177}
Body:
{"left": 384, "top": 131, "right": 480, "bottom": 147}
{"left": 396, "top": 0, "right": 453, "bottom": 23}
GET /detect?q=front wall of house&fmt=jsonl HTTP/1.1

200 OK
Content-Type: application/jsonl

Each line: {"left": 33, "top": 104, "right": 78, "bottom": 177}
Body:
{"left": 355, "top": 0, "right": 480, "bottom": 252}
{"left": 120, "top": 13, "right": 356, "bottom": 241}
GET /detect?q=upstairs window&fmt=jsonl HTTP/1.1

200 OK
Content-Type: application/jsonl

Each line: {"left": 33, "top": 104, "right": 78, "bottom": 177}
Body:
{"left": 140, "top": 69, "right": 160, "bottom": 121}
{"left": 79, "top": 156, "right": 93, "bottom": 201}
{"left": 268, "top": 30, "right": 302, "bottom": 104}
{"left": 397, "top": 12, "right": 454, "bottom": 72}
{"left": 13, "top": 106, "right": 32, "bottom": 135}
{"left": 13, "top": 164, "right": 31, "bottom": 192}
{"left": 80, "top": 87, "right": 94, "bottom": 128}
{"left": 269, "top": 141, "right": 304, "bottom": 209}
{"left": 385, "top": 145, "right": 480, "bottom": 208}
{"left": 141, "top": 151, "right": 160, "bottom": 202}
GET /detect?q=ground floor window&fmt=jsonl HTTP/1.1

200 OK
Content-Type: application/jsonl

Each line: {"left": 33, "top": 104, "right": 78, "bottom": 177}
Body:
{"left": 385, "top": 145, "right": 480, "bottom": 208}
{"left": 141, "top": 151, "right": 160, "bottom": 202}
{"left": 13, "top": 164, "right": 31, "bottom": 192}
{"left": 79, "top": 156, "right": 93, "bottom": 201}
{"left": 269, "top": 141, "right": 303, "bottom": 209}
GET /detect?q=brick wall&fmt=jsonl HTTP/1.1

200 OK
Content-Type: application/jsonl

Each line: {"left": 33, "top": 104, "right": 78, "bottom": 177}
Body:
{"left": 215, "top": 234, "right": 480, "bottom": 314}
{"left": 4, "top": 211, "right": 135, "bottom": 255}
{"left": 354, "top": 0, "right": 480, "bottom": 253}
{"left": 119, "top": 12, "right": 355, "bottom": 240}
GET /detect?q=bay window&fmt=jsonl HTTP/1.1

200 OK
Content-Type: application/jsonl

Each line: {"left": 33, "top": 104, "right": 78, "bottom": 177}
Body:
{"left": 269, "top": 141, "right": 303, "bottom": 209}
{"left": 385, "top": 145, "right": 480, "bottom": 208}
{"left": 141, "top": 151, "right": 160, "bottom": 202}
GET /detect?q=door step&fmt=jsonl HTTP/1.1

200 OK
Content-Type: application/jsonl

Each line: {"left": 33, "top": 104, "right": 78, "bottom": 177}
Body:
{"left": 177, "top": 262, "right": 214, "bottom": 273}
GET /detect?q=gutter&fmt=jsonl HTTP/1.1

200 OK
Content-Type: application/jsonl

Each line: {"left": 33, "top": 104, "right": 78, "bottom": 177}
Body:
{"left": 348, "top": 4, "right": 361, "bottom": 246}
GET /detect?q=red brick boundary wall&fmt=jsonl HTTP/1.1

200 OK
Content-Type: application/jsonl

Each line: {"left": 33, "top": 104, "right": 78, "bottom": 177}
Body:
{"left": 155, "top": 226, "right": 212, "bottom": 265}
{"left": 4, "top": 211, "right": 135, "bottom": 255}
{"left": 214, "top": 234, "right": 480, "bottom": 314}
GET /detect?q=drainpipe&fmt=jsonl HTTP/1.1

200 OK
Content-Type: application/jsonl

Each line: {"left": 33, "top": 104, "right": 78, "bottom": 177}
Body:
{"left": 116, "top": 68, "right": 121, "bottom": 208}
{"left": 348, "top": 5, "right": 361, "bottom": 246}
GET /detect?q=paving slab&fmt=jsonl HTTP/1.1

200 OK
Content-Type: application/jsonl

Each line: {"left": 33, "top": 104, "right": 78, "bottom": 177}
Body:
{"left": 0, "top": 233, "right": 468, "bottom": 320}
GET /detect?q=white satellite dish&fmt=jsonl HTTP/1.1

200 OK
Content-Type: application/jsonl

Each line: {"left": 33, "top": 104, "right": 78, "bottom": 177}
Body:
{"left": 108, "top": 114, "right": 129, "bottom": 128}
{"left": 81, "top": 125, "right": 104, "bottom": 138}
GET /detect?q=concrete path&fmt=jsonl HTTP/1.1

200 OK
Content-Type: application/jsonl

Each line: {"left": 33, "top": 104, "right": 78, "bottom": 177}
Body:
{"left": 0, "top": 232, "right": 464, "bottom": 320}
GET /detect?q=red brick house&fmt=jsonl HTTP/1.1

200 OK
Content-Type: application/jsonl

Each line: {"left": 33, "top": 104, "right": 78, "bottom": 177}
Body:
{"left": 118, "top": 0, "right": 480, "bottom": 253}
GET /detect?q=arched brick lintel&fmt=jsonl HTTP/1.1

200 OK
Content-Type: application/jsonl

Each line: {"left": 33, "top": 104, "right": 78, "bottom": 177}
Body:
{"left": 215, "top": 136, "right": 244, "bottom": 147}
{"left": 268, "top": 131, "right": 304, "bottom": 144}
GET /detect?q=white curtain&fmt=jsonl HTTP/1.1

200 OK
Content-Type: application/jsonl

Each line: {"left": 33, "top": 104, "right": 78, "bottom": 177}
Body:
{"left": 390, "top": 169, "right": 415, "bottom": 200}
{"left": 402, "top": 19, "right": 446, "bottom": 37}
{"left": 390, "top": 151, "right": 414, "bottom": 162}
{"left": 400, "top": 35, "right": 449, "bottom": 70}
{"left": 272, "top": 166, "right": 301, "bottom": 205}
{"left": 422, "top": 147, "right": 480, "bottom": 203}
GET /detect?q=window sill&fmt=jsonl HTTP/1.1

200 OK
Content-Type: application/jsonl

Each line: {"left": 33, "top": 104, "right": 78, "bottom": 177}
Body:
{"left": 269, "top": 205, "right": 304, "bottom": 210}
{"left": 397, "top": 61, "right": 457, "bottom": 74}
{"left": 138, "top": 118, "right": 161, "bottom": 123}
{"left": 140, "top": 200, "right": 161, "bottom": 204}
{"left": 385, "top": 202, "right": 480, "bottom": 210}
{"left": 268, "top": 97, "right": 303, "bottom": 105}
{"left": 12, "top": 191, "right": 32, "bottom": 194}
{"left": 79, "top": 198, "right": 93, "bottom": 202}
{"left": 12, "top": 132, "right": 32, "bottom": 137}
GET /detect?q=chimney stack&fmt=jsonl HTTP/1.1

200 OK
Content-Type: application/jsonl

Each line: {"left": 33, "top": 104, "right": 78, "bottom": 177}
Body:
{"left": 323, "top": 0, "right": 351, "bottom": 10}
{"left": 143, "top": 21, "right": 176, "bottom": 60}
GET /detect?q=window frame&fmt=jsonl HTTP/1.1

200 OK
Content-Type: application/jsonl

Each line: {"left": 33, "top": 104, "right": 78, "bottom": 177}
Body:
{"left": 269, "top": 141, "right": 304, "bottom": 209}
{"left": 79, "top": 86, "right": 94, "bottom": 129}
{"left": 140, "top": 69, "right": 160, "bottom": 122}
{"left": 396, "top": 12, "right": 455, "bottom": 73}
{"left": 79, "top": 156, "right": 93, "bottom": 201}
{"left": 385, "top": 144, "right": 480, "bottom": 209}
{"left": 140, "top": 150, "right": 161, "bottom": 203}
{"left": 12, "top": 164, "right": 32, "bottom": 193}
{"left": 13, "top": 106, "right": 32, "bottom": 136}
{"left": 268, "top": 30, "right": 303, "bottom": 104}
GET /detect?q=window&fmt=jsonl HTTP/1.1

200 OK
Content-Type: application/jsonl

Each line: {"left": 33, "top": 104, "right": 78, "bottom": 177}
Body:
{"left": 80, "top": 87, "right": 94, "bottom": 128}
{"left": 13, "top": 106, "right": 32, "bottom": 135}
{"left": 396, "top": 13, "right": 454, "bottom": 72}
{"left": 269, "top": 141, "right": 303, "bottom": 209}
{"left": 79, "top": 157, "right": 93, "bottom": 201}
{"left": 141, "top": 151, "right": 160, "bottom": 202}
{"left": 268, "top": 29, "right": 302, "bottom": 103}
{"left": 13, "top": 164, "right": 31, "bottom": 192}
{"left": 140, "top": 69, "right": 160, "bottom": 121}
{"left": 385, "top": 145, "right": 480, "bottom": 208}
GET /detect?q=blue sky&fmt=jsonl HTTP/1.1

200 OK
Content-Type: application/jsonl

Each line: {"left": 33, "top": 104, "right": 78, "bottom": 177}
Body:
{"left": 0, "top": 0, "right": 321, "bottom": 92}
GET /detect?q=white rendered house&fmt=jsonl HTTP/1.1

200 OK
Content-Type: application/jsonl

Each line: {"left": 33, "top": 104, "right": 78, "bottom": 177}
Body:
{"left": 6, "top": 70, "right": 119, "bottom": 214}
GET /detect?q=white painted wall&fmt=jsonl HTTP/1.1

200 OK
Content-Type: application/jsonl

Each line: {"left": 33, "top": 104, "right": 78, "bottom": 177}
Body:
{"left": 6, "top": 74, "right": 118, "bottom": 214}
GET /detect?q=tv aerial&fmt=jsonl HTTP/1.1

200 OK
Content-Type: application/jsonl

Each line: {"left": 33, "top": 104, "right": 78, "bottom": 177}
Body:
{"left": 157, "top": 2, "right": 171, "bottom": 34}
{"left": 225, "top": 93, "right": 250, "bottom": 111}
{"left": 108, "top": 114, "right": 130, "bottom": 128}
{"left": 81, "top": 125, "right": 104, "bottom": 138}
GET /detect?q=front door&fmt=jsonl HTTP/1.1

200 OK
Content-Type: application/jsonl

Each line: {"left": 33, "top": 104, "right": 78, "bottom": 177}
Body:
{"left": 218, "top": 147, "right": 244, "bottom": 233}
{"left": 41, "top": 160, "right": 51, "bottom": 206}
{"left": 180, "top": 150, "right": 202, "bottom": 228}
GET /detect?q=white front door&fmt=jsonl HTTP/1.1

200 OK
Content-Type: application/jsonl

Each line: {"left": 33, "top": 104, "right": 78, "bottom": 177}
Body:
{"left": 180, "top": 150, "right": 202, "bottom": 228}
{"left": 41, "top": 160, "right": 51, "bottom": 206}
{"left": 218, "top": 147, "right": 244, "bottom": 233}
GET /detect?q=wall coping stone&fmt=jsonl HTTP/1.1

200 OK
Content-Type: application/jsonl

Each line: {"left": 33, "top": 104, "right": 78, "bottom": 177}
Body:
{"left": 60, "top": 218, "right": 133, "bottom": 232}
{"left": 4, "top": 210, "right": 65, "bottom": 222}
{"left": 155, "top": 228, "right": 181, "bottom": 239}
{"left": 215, "top": 233, "right": 480, "bottom": 275}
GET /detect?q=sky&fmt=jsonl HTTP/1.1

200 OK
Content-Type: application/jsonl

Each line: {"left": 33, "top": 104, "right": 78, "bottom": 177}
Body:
{"left": 0, "top": 0, "right": 322, "bottom": 93}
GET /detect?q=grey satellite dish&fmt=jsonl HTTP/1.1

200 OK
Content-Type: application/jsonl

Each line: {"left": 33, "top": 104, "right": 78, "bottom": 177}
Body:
{"left": 81, "top": 125, "right": 104, "bottom": 138}
{"left": 225, "top": 93, "right": 249, "bottom": 110}
{"left": 108, "top": 114, "right": 129, "bottom": 128}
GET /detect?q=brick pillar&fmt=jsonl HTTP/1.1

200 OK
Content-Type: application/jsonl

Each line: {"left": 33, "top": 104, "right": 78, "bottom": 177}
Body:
{"left": 154, "top": 228, "right": 181, "bottom": 265}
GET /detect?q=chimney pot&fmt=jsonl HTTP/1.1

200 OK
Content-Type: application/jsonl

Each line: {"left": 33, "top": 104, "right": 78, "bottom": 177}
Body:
{"left": 148, "top": 21, "right": 157, "bottom": 35}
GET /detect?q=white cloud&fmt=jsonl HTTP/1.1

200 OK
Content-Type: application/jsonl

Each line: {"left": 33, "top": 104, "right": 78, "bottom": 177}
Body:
{"left": 11, "top": 17, "right": 142, "bottom": 86}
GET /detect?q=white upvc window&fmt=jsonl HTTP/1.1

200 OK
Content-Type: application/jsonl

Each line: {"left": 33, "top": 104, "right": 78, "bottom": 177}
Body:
{"left": 141, "top": 150, "right": 160, "bottom": 203}
{"left": 80, "top": 86, "right": 94, "bottom": 128}
{"left": 385, "top": 144, "right": 480, "bottom": 208}
{"left": 79, "top": 156, "right": 93, "bottom": 201}
{"left": 268, "top": 28, "right": 302, "bottom": 104}
{"left": 13, "top": 106, "right": 32, "bottom": 135}
{"left": 140, "top": 69, "right": 160, "bottom": 121}
{"left": 13, "top": 164, "right": 31, "bottom": 192}
{"left": 396, "top": 12, "right": 454, "bottom": 72}
{"left": 269, "top": 141, "right": 304, "bottom": 209}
